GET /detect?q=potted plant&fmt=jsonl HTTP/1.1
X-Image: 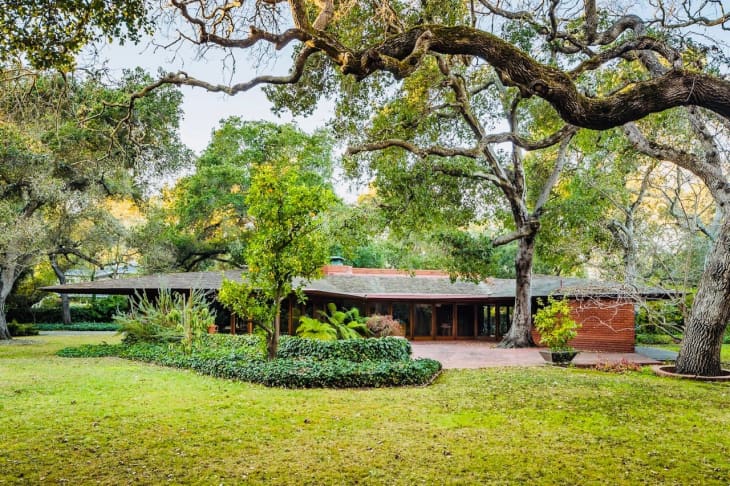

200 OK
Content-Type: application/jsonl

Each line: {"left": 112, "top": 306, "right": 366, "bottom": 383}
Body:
{"left": 533, "top": 296, "right": 582, "bottom": 365}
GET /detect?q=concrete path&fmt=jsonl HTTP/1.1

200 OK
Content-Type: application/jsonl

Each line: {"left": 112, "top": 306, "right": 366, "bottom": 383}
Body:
{"left": 411, "top": 341, "right": 665, "bottom": 369}
{"left": 635, "top": 346, "right": 678, "bottom": 362}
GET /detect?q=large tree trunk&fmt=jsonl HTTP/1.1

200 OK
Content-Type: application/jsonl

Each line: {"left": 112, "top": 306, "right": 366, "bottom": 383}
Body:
{"left": 675, "top": 217, "right": 730, "bottom": 376}
{"left": 49, "top": 255, "right": 71, "bottom": 325}
{"left": 0, "top": 269, "right": 14, "bottom": 340}
{"left": 498, "top": 233, "right": 536, "bottom": 348}
{"left": 0, "top": 296, "right": 11, "bottom": 340}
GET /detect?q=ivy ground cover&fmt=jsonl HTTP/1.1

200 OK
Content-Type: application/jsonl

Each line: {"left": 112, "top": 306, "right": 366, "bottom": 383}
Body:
{"left": 1, "top": 334, "right": 729, "bottom": 484}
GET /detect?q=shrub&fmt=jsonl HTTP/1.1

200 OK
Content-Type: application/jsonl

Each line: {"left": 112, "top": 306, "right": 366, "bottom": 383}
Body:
{"left": 366, "top": 314, "right": 405, "bottom": 337}
{"left": 636, "top": 333, "right": 676, "bottom": 345}
{"left": 115, "top": 289, "right": 215, "bottom": 348}
{"left": 194, "top": 334, "right": 266, "bottom": 362}
{"left": 533, "top": 297, "right": 581, "bottom": 351}
{"left": 277, "top": 336, "right": 411, "bottom": 362}
{"left": 295, "top": 316, "right": 338, "bottom": 341}
{"left": 34, "top": 322, "right": 120, "bottom": 331}
{"left": 56, "top": 335, "right": 437, "bottom": 388}
{"left": 56, "top": 343, "right": 125, "bottom": 357}
{"left": 7, "top": 321, "right": 39, "bottom": 336}
{"left": 593, "top": 359, "right": 643, "bottom": 373}
{"left": 219, "top": 358, "right": 441, "bottom": 388}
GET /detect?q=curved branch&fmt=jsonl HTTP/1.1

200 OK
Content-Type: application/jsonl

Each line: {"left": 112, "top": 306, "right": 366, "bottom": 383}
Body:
{"left": 346, "top": 139, "right": 479, "bottom": 159}
{"left": 622, "top": 122, "right": 730, "bottom": 206}
{"left": 569, "top": 37, "right": 679, "bottom": 77}
{"left": 334, "top": 25, "right": 730, "bottom": 129}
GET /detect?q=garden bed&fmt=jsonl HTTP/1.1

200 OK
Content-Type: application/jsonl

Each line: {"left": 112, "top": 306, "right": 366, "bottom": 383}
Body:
{"left": 57, "top": 335, "right": 441, "bottom": 388}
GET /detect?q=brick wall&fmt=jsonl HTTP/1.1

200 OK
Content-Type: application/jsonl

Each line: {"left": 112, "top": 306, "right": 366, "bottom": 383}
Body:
{"left": 532, "top": 298, "right": 636, "bottom": 353}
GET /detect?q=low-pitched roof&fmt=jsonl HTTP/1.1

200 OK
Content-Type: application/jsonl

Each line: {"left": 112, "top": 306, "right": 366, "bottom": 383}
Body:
{"left": 41, "top": 267, "right": 671, "bottom": 300}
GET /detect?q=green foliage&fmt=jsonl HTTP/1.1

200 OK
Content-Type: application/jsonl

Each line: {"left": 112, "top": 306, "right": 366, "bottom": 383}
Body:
{"left": 636, "top": 299, "right": 689, "bottom": 336}
{"left": 295, "top": 304, "right": 371, "bottom": 341}
{"left": 0, "top": 1, "right": 151, "bottom": 70}
{"left": 56, "top": 343, "right": 126, "bottom": 358}
{"left": 9, "top": 299, "right": 129, "bottom": 324}
{"left": 219, "top": 156, "right": 337, "bottom": 358}
{"left": 636, "top": 334, "right": 676, "bottom": 345}
{"left": 317, "top": 303, "right": 370, "bottom": 339}
{"left": 277, "top": 336, "right": 412, "bottom": 362}
{"left": 57, "top": 334, "right": 437, "bottom": 388}
{"left": 533, "top": 297, "right": 581, "bottom": 351}
{"left": 115, "top": 289, "right": 215, "bottom": 349}
{"left": 7, "top": 321, "right": 39, "bottom": 337}
{"left": 0, "top": 68, "right": 186, "bottom": 338}
{"left": 34, "top": 322, "right": 120, "bottom": 331}
{"left": 134, "top": 119, "right": 333, "bottom": 272}
{"left": 295, "top": 317, "right": 338, "bottom": 341}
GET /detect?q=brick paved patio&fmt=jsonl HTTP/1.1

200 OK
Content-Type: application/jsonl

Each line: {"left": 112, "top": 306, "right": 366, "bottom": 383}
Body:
{"left": 411, "top": 341, "right": 667, "bottom": 369}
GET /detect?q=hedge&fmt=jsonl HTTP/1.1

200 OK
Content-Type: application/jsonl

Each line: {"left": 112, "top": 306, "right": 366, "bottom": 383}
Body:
{"left": 7, "top": 322, "right": 39, "bottom": 337}
{"left": 34, "top": 322, "right": 120, "bottom": 332}
{"left": 57, "top": 337, "right": 441, "bottom": 388}
{"left": 636, "top": 333, "right": 676, "bottom": 345}
{"left": 277, "top": 336, "right": 412, "bottom": 362}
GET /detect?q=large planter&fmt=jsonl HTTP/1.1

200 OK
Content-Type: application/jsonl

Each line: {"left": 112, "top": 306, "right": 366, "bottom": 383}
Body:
{"left": 539, "top": 350, "right": 578, "bottom": 365}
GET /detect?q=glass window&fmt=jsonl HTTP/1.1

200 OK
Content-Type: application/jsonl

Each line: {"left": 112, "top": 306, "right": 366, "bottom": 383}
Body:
{"left": 436, "top": 304, "right": 453, "bottom": 336}
{"left": 479, "top": 305, "right": 494, "bottom": 337}
{"left": 392, "top": 302, "right": 411, "bottom": 337}
{"left": 367, "top": 302, "right": 390, "bottom": 316}
{"left": 499, "top": 305, "right": 512, "bottom": 335}
{"left": 414, "top": 304, "right": 433, "bottom": 337}
{"left": 457, "top": 305, "right": 475, "bottom": 337}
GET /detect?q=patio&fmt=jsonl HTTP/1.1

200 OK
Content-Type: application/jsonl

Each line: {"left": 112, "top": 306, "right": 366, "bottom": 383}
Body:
{"left": 411, "top": 341, "right": 674, "bottom": 369}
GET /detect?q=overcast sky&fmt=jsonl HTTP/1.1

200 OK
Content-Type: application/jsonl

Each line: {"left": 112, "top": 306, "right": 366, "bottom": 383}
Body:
{"left": 101, "top": 41, "right": 334, "bottom": 153}
{"left": 91, "top": 39, "right": 367, "bottom": 200}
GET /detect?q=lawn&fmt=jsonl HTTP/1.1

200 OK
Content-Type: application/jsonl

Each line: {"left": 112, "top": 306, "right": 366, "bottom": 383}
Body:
{"left": 2, "top": 335, "right": 729, "bottom": 485}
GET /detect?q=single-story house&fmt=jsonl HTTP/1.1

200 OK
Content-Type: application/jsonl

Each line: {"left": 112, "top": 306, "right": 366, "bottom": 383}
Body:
{"left": 43, "top": 264, "right": 670, "bottom": 352}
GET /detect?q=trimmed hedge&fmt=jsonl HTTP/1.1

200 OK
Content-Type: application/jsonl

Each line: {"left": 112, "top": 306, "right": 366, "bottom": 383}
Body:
{"left": 35, "top": 322, "right": 120, "bottom": 332}
{"left": 57, "top": 336, "right": 441, "bottom": 388}
{"left": 277, "top": 336, "right": 412, "bottom": 362}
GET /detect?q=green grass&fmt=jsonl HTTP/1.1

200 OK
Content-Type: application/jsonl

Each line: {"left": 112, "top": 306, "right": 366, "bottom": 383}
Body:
{"left": 2, "top": 335, "right": 730, "bottom": 484}
{"left": 649, "top": 343, "right": 730, "bottom": 365}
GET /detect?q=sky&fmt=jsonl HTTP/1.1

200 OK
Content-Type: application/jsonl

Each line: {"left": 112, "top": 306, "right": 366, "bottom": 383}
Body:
{"left": 96, "top": 38, "right": 362, "bottom": 200}
{"left": 102, "top": 40, "right": 333, "bottom": 153}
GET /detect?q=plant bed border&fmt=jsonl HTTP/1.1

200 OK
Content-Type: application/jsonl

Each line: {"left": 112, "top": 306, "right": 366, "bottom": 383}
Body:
{"left": 652, "top": 365, "right": 730, "bottom": 382}
{"left": 539, "top": 350, "right": 579, "bottom": 366}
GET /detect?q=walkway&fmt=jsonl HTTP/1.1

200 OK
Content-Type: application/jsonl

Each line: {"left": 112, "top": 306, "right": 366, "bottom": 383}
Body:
{"left": 411, "top": 341, "right": 669, "bottom": 369}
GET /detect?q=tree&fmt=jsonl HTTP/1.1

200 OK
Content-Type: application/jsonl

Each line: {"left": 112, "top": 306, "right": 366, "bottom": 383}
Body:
{"left": 134, "top": 118, "right": 334, "bottom": 272}
{"left": 0, "top": 68, "right": 187, "bottom": 339}
{"left": 10, "top": 1, "right": 730, "bottom": 371}
{"left": 0, "top": 0, "right": 150, "bottom": 70}
{"left": 218, "top": 159, "right": 337, "bottom": 359}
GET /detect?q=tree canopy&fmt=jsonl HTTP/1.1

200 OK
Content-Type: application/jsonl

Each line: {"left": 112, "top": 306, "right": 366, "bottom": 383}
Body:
{"left": 134, "top": 118, "right": 334, "bottom": 272}
{"left": 0, "top": 67, "right": 187, "bottom": 338}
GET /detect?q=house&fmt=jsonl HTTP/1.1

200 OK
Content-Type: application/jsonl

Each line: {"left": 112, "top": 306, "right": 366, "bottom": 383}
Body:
{"left": 42, "top": 265, "right": 670, "bottom": 352}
